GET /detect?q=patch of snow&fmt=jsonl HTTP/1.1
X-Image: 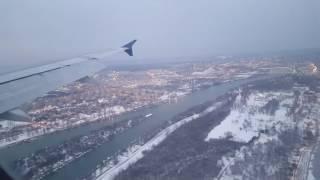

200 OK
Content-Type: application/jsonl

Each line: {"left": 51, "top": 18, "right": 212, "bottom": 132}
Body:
{"left": 29, "top": 105, "right": 57, "bottom": 114}
{"left": 159, "top": 91, "right": 188, "bottom": 101}
{"left": 98, "top": 98, "right": 108, "bottom": 104}
{"left": 205, "top": 91, "right": 294, "bottom": 143}
{"left": 192, "top": 67, "right": 215, "bottom": 76}
{"left": 234, "top": 71, "right": 257, "bottom": 79}
{"left": 105, "top": 106, "right": 126, "bottom": 115}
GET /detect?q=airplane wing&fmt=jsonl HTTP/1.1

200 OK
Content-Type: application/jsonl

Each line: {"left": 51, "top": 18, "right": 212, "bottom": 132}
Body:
{"left": 0, "top": 40, "right": 137, "bottom": 121}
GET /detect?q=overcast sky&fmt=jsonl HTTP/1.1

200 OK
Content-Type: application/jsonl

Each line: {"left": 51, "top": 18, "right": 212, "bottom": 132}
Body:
{"left": 1, "top": 0, "right": 320, "bottom": 67}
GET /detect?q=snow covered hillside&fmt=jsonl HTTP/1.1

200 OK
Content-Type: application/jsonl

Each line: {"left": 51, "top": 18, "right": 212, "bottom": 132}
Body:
{"left": 205, "top": 89, "right": 295, "bottom": 143}
{"left": 208, "top": 76, "right": 320, "bottom": 180}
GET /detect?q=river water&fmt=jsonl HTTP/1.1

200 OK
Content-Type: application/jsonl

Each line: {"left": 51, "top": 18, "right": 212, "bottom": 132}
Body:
{"left": 0, "top": 76, "right": 269, "bottom": 180}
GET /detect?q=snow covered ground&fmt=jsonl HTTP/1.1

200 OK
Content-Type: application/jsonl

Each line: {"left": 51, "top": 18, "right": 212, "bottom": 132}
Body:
{"left": 158, "top": 91, "right": 189, "bottom": 102}
{"left": 234, "top": 71, "right": 258, "bottom": 79}
{"left": 210, "top": 83, "right": 320, "bottom": 180}
{"left": 205, "top": 90, "right": 295, "bottom": 143}
{"left": 192, "top": 67, "right": 215, "bottom": 76}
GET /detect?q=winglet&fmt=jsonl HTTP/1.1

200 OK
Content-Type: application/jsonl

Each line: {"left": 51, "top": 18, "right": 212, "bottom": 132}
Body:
{"left": 122, "top": 40, "right": 137, "bottom": 56}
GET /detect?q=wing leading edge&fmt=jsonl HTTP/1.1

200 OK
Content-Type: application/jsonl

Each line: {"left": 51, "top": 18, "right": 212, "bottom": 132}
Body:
{"left": 0, "top": 40, "right": 137, "bottom": 120}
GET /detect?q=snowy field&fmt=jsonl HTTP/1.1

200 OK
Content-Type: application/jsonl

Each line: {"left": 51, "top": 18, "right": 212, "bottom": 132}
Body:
{"left": 205, "top": 89, "right": 295, "bottom": 143}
